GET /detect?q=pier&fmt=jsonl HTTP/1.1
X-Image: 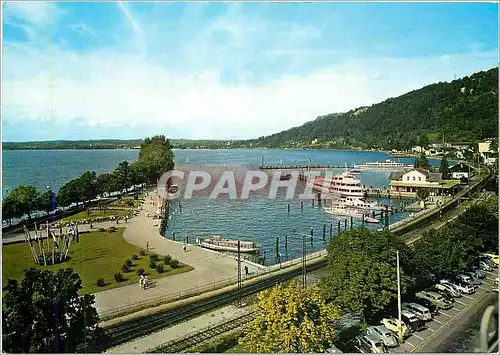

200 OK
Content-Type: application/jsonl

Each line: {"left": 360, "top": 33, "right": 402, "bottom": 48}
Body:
{"left": 259, "top": 164, "right": 354, "bottom": 170}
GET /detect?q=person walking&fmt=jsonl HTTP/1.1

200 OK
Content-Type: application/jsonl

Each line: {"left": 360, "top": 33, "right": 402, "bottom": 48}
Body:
{"left": 146, "top": 241, "right": 149, "bottom": 251}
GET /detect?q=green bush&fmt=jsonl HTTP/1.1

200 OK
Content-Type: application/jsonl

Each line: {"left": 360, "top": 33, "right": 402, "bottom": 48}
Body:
{"left": 150, "top": 254, "right": 159, "bottom": 262}
{"left": 137, "top": 268, "right": 145, "bottom": 276}
{"left": 132, "top": 254, "right": 139, "bottom": 260}
{"left": 96, "top": 278, "right": 105, "bottom": 287}
{"left": 186, "top": 332, "right": 241, "bottom": 353}
{"left": 140, "top": 250, "right": 146, "bottom": 256}
{"left": 121, "top": 264, "right": 131, "bottom": 273}
{"left": 163, "top": 255, "right": 172, "bottom": 264}
{"left": 149, "top": 261, "right": 157, "bottom": 269}
{"left": 125, "top": 259, "right": 133, "bottom": 267}
{"left": 156, "top": 264, "right": 165, "bottom": 273}
{"left": 98, "top": 228, "right": 105, "bottom": 232}
{"left": 114, "top": 273, "right": 124, "bottom": 282}
{"left": 169, "top": 259, "right": 180, "bottom": 269}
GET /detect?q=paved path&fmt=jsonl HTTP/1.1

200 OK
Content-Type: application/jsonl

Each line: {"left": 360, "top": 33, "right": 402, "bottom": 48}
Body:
{"left": 93, "top": 190, "right": 264, "bottom": 316}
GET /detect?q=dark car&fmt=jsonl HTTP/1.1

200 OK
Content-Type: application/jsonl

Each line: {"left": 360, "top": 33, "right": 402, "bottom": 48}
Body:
{"left": 400, "top": 310, "right": 426, "bottom": 332}
{"left": 415, "top": 298, "right": 440, "bottom": 315}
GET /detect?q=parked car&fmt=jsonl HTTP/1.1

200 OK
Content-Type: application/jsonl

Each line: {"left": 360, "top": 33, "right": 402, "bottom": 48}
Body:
{"left": 381, "top": 318, "right": 411, "bottom": 338}
{"left": 429, "top": 287, "right": 455, "bottom": 303}
{"left": 449, "top": 280, "right": 475, "bottom": 295}
{"left": 355, "top": 334, "right": 388, "bottom": 353}
{"left": 366, "top": 326, "right": 398, "bottom": 348}
{"left": 402, "top": 302, "right": 433, "bottom": 321}
{"left": 464, "top": 272, "right": 482, "bottom": 287}
{"left": 414, "top": 298, "right": 440, "bottom": 315}
{"left": 325, "top": 345, "right": 343, "bottom": 353}
{"left": 492, "top": 284, "right": 499, "bottom": 293}
{"left": 416, "top": 291, "right": 452, "bottom": 309}
{"left": 435, "top": 282, "right": 462, "bottom": 297}
{"left": 478, "top": 260, "right": 494, "bottom": 272}
{"left": 479, "top": 258, "right": 496, "bottom": 270}
{"left": 469, "top": 265, "right": 486, "bottom": 278}
{"left": 400, "top": 310, "right": 426, "bottom": 332}
{"left": 456, "top": 274, "right": 473, "bottom": 285}
{"left": 482, "top": 253, "right": 499, "bottom": 266}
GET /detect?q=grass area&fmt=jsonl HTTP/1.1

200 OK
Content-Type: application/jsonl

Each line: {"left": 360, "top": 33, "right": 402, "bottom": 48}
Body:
{"left": 110, "top": 197, "right": 139, "bottom": 209}
{"left": 62, "top": 208, "right": 130, "bottom": 223}
{"left": 2, "top": 227, "right": 194, "bottom": 294}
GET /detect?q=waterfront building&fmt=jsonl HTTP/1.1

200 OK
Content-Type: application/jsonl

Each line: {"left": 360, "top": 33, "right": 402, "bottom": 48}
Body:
{"left": 389, "top": 168, "right": 460, "bottom": 195}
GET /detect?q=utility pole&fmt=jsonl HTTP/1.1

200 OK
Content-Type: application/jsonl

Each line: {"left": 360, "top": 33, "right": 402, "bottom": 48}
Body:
{"left": 237, "top": 240, "right": 242, "bottom": 307}
{"left": 397, "top": 250, "right": 403, "bottom": 344}
{"left": 302, "top": 234, "right": 307, "bottom": 288}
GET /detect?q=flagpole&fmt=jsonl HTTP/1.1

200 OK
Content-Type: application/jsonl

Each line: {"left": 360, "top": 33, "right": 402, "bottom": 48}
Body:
{"left": 36, "top": 223, "right": 47, "bottom": 266}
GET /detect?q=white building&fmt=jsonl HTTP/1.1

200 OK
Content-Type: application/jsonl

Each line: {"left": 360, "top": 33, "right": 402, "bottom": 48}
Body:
{"left": 389, "top": 168, "right": 460, "bottom": 195}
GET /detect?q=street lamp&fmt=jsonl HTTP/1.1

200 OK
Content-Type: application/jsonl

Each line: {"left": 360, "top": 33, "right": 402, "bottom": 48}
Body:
{"left": 293, "top": 230, "right": 310, "bottom": 289}
{"left": 396, "top": 250, "right": 404, "bottom": 344}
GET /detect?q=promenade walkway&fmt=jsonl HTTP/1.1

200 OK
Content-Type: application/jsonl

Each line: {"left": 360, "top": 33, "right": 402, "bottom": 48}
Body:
{"left": 93, "top": 190, "right": 263, "bottom": 316}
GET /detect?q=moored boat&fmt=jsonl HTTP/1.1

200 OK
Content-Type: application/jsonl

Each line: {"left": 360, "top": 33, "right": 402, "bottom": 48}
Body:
{"left": 353, "top": 159, "right": 414, "bottom": 170}
{"left": 337, "top": 196, "right": 380, "bottom": 211}
{"left": 308, "top": 171, "right": 365, "bottom": 198}
{"left": 323, "top": 205, "right": 364, "bottom": 218}
{"left": 197, "top": 236, "right": 258, "bottom": 253}
{"left": 363, "top": 216, "right": 380, "bottom": 224}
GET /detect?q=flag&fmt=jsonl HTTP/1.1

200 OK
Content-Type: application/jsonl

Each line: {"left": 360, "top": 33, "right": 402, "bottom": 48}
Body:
{"left": 51, "top": 230, "right": 59, "bottom": 249}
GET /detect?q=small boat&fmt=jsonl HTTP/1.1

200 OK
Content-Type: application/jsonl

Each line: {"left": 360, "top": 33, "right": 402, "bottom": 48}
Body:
{"left": 349, "top": 169, "right": 363, "bottom": 175}
{"left": 323, "top": 205, "right": 364, "bottom": 218}
{"left": 353, "top": 159, "right": 414, "bottom": 170}
{"left": 197, "top": 236, "right": 258, "bottom": 253}
{"left": 280, "top": 173, "right": 292, "bottom": 181}
{"left": 337, "top": 196, "right": 380, "bottom": 211}
{"left": 363, "top": 216, "right": 380, "bottom": 224}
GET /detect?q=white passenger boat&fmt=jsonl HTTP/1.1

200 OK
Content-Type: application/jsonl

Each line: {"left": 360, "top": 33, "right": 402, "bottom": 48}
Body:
{"left": 309, "top": 171, "right": 365, "bottom": 198}
{"left": 197, "top": 236, "right": 258, "bottom": 253}
{"left": 323, "top": 204, "right": 380, "bottom": 223}
{"left": 353, "top": 159, "right": 414, "bottom": 170}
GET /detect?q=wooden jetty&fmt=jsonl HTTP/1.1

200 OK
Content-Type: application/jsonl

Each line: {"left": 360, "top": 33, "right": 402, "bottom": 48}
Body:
{"left": 259, "top": 164, "right": 354, "bottom": 170}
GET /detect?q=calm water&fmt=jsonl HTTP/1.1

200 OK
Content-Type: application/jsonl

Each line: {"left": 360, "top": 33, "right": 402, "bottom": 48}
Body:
{"left": 3, "top": 149, "right": 440, "bottom": 264}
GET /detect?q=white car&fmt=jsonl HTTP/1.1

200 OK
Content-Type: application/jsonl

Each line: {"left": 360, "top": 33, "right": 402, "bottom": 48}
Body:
{"left": 381, "top": 318, "right": 411, "bottom": 338}
{"left": 366, "top": 325, "right": 398, "bottom": 348}
{"left": 436, "top": 282, "right": 462, "bottom": 297}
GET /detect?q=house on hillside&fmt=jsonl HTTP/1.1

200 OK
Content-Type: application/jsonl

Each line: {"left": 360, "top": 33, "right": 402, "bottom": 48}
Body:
{"left": 477, "top": 140, "right": 498, "bottom": 166}
{"left": 448, "top": 163, "right": 474, "bottom": 184}
{"left": 389, "top": 168, "right": 460, "bottom": 195}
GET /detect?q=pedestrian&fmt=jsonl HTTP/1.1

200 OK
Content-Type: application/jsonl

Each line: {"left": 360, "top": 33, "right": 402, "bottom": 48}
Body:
{"left": 125, "top": 216, "right": 128, "bottom": 223}
{"left": 116, "top": 218, "right": 119, "bottom": 224}
{"left": 245, "top": 265, "right": 249, "bottom": 275}
{"left": 144, "top": 276, "right": 149, "bottom": 289}
{"left": 183, "top": 244, "right": 187, "bottom": 252}
{"left": 90, "top": 222, "right": 93, "bottom": 229}
{"left": 139, "top": 275, "right": 144, "bottom": 289}
{"left": 146, "top": 241, "right": 149, "bottom": 251}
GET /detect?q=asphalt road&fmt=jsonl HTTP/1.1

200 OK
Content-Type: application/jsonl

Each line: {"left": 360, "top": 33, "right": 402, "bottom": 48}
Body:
{"left": 386, "top": 270, "right": 498, "bottom": 353}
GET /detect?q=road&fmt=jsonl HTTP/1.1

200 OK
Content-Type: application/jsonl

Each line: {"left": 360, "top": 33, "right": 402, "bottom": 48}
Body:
{"left": 390, "top": 270, "right": 498, "bottom": 353}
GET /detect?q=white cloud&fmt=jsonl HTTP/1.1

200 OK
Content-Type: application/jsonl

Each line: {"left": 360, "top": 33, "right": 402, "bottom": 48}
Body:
{"left": 3, "top": 41, "right": 497, "bottom": 139}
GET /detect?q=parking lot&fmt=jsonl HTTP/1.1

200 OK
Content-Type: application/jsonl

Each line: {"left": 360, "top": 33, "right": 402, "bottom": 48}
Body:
{"left": 390, "top": 270, "right": 498, "bottom": 353}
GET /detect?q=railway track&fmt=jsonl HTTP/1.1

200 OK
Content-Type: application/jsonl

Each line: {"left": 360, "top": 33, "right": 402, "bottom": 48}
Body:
{"left": 101, "top": 258, "right": 327, "bottom": 348}
{"left": 153, "top": 311, "right": 256, "bottom": 353}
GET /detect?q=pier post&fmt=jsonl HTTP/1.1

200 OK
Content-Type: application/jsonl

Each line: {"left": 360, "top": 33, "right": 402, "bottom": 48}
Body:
{"left": 275, "top": 237, "right": 279, "bottom": 259}
{"left": 312, "top": 199, "right": 314, "bottom": 207}
{"left": 338, "top": 221, "right": 341, "bottom": 234}
{"left": 384, "top": 205, "right": 389, "bottom": 230}
{"left": 390, "top": 207, "right": 394, "bottom": 216}
{"left": 372, "top": 210, "right": 376, "bottom": 218}
{"left": 350, "top": 216, "right": 353, "bottom": 229}
{"left": 178, "top": 201, "right": 182, "bottom": 213}
{"left": 362, "top": 213, "right": 365, "bottom": 227}
{"left": 287, "top": 204, "right": 290, "bottom": 214}
{"left": 310, "top": 227, "right": 314, "bottom": 245}
{"left": 186, "top": 235, "right": 189, "bottom": 244}
{"left": 344, "top": 219, "right": 348, "bottom": 231}
{"left": 172, "top": 232, "right": 176, "bottom": 241}
{"left": 330, "top": 223, "right": 333, "bottom": 238}
{"left": 300, "top": 201, "right": 304, "bottom": 211}
{"left": 284, "top": 234, "right": 288, "bottom": 252}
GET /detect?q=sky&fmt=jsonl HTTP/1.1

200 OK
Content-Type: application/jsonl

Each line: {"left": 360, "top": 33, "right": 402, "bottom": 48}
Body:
{"left": 2, "top": 2, "right": 498, "bottom": 142}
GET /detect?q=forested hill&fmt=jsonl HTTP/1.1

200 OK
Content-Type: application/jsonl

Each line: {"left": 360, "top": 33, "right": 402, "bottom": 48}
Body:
{"left": 249, "top": 67, "right": 498, "bottom": 150}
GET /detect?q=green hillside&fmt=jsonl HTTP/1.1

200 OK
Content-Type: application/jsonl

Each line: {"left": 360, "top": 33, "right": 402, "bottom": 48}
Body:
{"left": 250, "top": 67, "right": 498, "bottom": 150}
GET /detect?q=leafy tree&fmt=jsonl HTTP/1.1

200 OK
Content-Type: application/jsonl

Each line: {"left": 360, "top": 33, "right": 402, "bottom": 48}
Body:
{"left": 438, "top": 156, "right": 450, "bottom": 179}
{"left": 489, "top": 139, "right": 498, "bottom": 154}
{"left": 322, "top": 228, "right": 414, "bottom": 320}
{"left": 114, "top": 161, "right": 130, "bottom": 192}
{"left": 79, "top": 171, "right": 97, "bottom": 205}
{"left": 415, "top": 154, "right": 432, "bottom": 171}
{"left": 455, "top": 201, "right": 498, "bottom": 252}
{"left": 240, "top": 280, "right": 340, "bottom": 353}
{"left": 418, "top": 134, "right": 430, "bottom": 149}
{"left": 2, "top": 268, "right": 100, "bottom": 353}
{"left": 3, "top": 185, "right": 40, "bottom": 220}
{"left": 2, "top": 192, "right": 22, "bottom": 225}
{"left": 137, "top": 135, "right": 175, "bottom": 183}
{"left": 416, "top": 188, "right": 430, "bottom": 202}
{"left": 463, "top": 149, "right": 474, "bottom": 162}
{"left": 56, "top": 179, "right": 82, "bottom": 208}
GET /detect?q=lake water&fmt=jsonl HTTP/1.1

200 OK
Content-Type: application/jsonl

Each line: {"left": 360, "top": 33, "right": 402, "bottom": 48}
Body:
{"left": 2, "top": 149, "right": 441, "bottom": 264}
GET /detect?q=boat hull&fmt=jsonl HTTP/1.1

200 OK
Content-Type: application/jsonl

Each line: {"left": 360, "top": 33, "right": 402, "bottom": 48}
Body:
{"left": 199, "top": 241, "right": 258, "bottom": 253}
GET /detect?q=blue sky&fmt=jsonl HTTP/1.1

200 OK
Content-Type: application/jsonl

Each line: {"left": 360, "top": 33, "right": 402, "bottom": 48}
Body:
{"left": 2, "top": 2, "right": 498, "bottom": 141}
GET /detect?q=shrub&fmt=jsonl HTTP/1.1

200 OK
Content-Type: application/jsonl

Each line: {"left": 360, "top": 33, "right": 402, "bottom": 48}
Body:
{"left": 137, "top": 268, "right": 145, "bottom": 276}
{"left": 149, "top": 261, "right": 157, "bottom": 269}
{"left": 125, "top": 259, "right": 133, "bottom": 267}
{"left": 170, "top": 259, "right": 180, "bottom": 269}
{"left": 121, "top": 263, "right": 131, "bottom": 273}
{"left": 132, "top": 254, "right": 139, "bottom": 260}
{"left": 156, "top": 264, "right": 165, "bottom": 273}
{"left": 163, "top": 255, "right": 172, "bottom": 264}
{"left": 98, "top": 228, "right": 105, "bottom": 232}
{"left": 114, "top": 273, "right": 124, "bottom": 282}
{"left": 150, "top": 254, "right": 158, "bottom": 262}
{"left": 97, "top": 278, "right": 105, "bottom": 287}
{"left": 140, "top": 250, "right": 146, "bottom": 256}
{"left": 108, "top": 226, "right": 117, "bottom": 233}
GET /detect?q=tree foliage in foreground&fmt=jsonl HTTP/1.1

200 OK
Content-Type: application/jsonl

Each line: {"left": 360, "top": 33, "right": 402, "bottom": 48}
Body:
{"left": 240, "top": 280, "right": 340, "bottom": 353}
{"left": 2, "top": 268, "right": 100, "bottom": 353}
{"left": 322, "top": 228, "right": 414, "bottom": 320}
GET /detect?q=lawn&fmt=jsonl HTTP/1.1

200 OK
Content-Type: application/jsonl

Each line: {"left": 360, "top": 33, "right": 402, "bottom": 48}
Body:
{"left": 110, "top": 197, "right": 139, "bottom": 208}
{"left": 62, "top": 208, "right": 131, "bottom": 223}
{"left": 2, "top": 228, "right": 194, "bottom": 294}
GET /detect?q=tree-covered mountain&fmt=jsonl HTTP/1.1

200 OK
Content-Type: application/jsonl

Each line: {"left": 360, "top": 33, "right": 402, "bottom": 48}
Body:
{"left": 250, "top": 67, "right": 498, "bottom": 150}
